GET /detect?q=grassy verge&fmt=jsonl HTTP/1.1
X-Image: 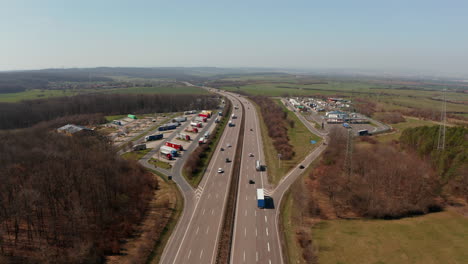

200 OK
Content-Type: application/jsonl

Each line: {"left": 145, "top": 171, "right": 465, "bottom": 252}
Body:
{"left": 254, "top": 99, "right": 321, "bottom": 185}
{"left": 183, "top": 103, "right": 231, "bottom": 187}
{"left": 121, "top": 148, "right": 153, "bottom": 160}
{"left": 149, "top": 158, "right": 172, "bottom": 169}
{"left": 312, "top": 209, "right": 468, "bottom": 264}
{"left": 146, "top": 171, "right": 184, "bottom": 264}
{"left": 376, "top": 117, "right": 438, "bottom": 142}
{"left": 280, "top": 160, "right": 318, "bottom": 264}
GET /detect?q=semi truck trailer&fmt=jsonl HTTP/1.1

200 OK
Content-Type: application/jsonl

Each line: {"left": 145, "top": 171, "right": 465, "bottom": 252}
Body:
{"left": 145, "top": 134, "right": 163, "bottom": 141}
{"left": 257, "top": 188, "right": 265, "bottom": 209}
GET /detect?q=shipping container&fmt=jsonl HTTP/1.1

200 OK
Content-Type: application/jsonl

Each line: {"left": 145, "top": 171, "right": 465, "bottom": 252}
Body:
{"left": 145, "top": 134, "right": 163, "bottom": 141}
{"left": 173, "top": 117, "right": 187, "bottom": 122}
{"left": 190, "top": 122, "right": 202, "bottom": 128}
{"left": 257, "top": 189, "right": 265, "bottom": 208}
{"left": 158, "top": 124, "right": 177, "bottom": 131}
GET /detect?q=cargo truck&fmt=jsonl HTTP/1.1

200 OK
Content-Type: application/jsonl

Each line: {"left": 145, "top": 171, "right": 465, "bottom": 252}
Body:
{"left": 132, "top": 144, "right": 147, "bottom": 151}
{"left": 160, "top": 146, "right": 178, "bottom": 157}
{"left": 145, "top": 134, "right": 163, "bottom": 141}
{"left": 177, "top": 133, "right": 191, "bottom": 141}
{"left": 195, "top": 116, "right": 207, "bottom": 122}
{"left": 173, "top": 117, "right": 187, "bottom": 122}
{"left": 165, "top": 141, "right": 183, "bottom": 151}
{"left": 185, "top": 127, "right": 199, "bottom": 133}
{"left": 257, "top": 189, "right": 265, "bottom": 209}
{"left": 158, "top": 124, "right": 177, "bottom": 131}
{"left": 190, "top": 122, "right": 202, "bottom": 128}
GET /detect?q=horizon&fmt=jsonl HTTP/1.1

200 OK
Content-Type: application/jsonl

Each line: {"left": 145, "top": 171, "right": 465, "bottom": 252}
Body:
{"left": 2, "top": 0, "right": 468, "bottom": 77}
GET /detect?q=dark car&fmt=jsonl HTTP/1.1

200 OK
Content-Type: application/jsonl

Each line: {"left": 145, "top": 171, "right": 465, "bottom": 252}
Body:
{"left": 250, "top": 128, "right": 253, "bottom": 131}
{"left": 249, "top": 179, "right": 255, "bottom": 184}
{"left": 226, "top": 158, "right": 231, "bottom": 163}
{"left": 220, "top": 148, "right": 224, "bottom": 151}
{"left": 299, "top": 165, "right": 305, "bottom": 169}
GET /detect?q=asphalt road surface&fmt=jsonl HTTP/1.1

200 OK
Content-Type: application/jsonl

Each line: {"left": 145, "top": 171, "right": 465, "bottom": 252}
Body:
{"left": 160, "top": 93, "right": 244, "bottom": 264}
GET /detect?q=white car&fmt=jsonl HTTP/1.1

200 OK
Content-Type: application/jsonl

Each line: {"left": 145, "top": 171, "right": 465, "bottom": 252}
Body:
{"left": 227, "top": 143, "right": 232, "bottom": 148}
{"left": 218, "top": 168, "right": 224, "bottom": 173}
{"left": 249, "top": 153, "right": 254, "bottom": 157}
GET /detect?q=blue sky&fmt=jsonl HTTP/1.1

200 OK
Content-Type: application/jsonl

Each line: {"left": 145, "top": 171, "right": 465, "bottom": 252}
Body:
{"left": 1, "top": 0, "right": 468, "bottom": 76}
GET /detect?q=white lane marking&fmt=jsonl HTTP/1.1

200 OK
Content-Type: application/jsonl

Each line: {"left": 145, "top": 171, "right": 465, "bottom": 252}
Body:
{"left": 243, "top": 250, "right": 246, "bottom": 262}
{"left": 246, "top": 195, "right": 248, "bottom": 200}
{"left": 267, "top": 242, "right": 270, "bottom": 252}
{"left": 255, "top": 210, "right": 257, "bottom": 216}
{"left": 256, "top": 252, "right": 258, "bottom": 262}
{"left": 255, "top": 228, "right": 257, "bottom": 237}
{"left": 211, "top": 209, "right": 215, "bottom": 215}
{"left": 202, "top": 208, "right": 206, "bottom": 215}
{"left": 269, "top": 260, "right": 272, "bottom": 264}
{"left": 266, "top": 227, "right": 269, "bottom": 236}
{"left": 265, "top": 215, "right": 267, "bottom": 223}
{"left": 208, "top": 193, "right": 211, "bottom": 199}
{"left": 195, "top": 226, "right": 199, "bottom": 235}
{"left": 244, "top": 227, "right": 247, "bottom": 237}
{"left": 187, "top": 250, "right": 191, "bottom": 259}
{"left": 245, "top": 210, "right": 247, "bottom": 216}
{"left": 200, "top": 249, "right": 204, "bottom": 259}
{"left": 206, "top": 226, "right": 210, "bottom": 234}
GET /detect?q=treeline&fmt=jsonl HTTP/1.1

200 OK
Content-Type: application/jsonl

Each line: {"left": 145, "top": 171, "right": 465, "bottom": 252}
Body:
{"left": 0, "top": 128, "right": 155, "bottom": 263}
{"left": 0, "top": 71, "right": 112, "bottom": 93}
{"left": 184, "top": 99, "right": 231, "bottom": 180}
{"left": 0, "top": 93, "right": 219, "bottom": 129}
{"left": 400, "top": 126, "right": 468, "bottom": 201}
{"left": 310, "top": 128, "right": 440, "bottom": 219}
{"left": 250, "top": 96, "right": 294, "bottom": 160}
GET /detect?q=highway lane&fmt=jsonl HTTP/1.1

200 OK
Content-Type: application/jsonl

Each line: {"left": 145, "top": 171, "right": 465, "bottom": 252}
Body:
{"left": 162, "top": 93, "right": 244, "bottom": 264}
{"left": 231, "top": 96, "right": 282, "bottom": 264}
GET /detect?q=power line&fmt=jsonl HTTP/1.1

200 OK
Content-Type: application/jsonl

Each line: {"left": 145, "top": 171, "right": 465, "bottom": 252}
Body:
{"left": 437, "top": 89, "right": 447, "bottom": 151}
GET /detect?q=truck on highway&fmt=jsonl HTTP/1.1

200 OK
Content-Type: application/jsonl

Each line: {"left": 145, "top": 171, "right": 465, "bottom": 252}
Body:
{"left": 145, "top": 133, "right": 163, "bottom": 141}
{"left": 198, "top": 138, "right": 207, "bottom": 145}
{"left": 257, "top": 188, "right": 265, "bottom": 209}
{"left": 165, "top": 141, "right": 183, "bottom": 151}
{"left": 255, "top": 160, "right": 262, "bottom": 171}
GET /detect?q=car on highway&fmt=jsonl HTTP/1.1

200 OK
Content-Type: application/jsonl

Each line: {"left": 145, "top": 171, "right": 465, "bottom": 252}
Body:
{"left": 225, "top": 158, "right": 231, "bottom": 163}
{"left": 220, "top": 147, "right": 224, "bottom": 151}
{"left": 218, "top": 168, "right": 224, "bottom": 173}
{"left": 299, "top": 165, "right": 305, "bottom": 169}
{"left": 249, "top": 179, "right": 255, "bottom": 184}
{"left": 227, "top": 143, "right": 231, "bottom": 148}
{"left": 249, "top": 153, "right": 254, "bottom": 157}
{"left": 250, "top": 128, "right": 253, "bottom": 131}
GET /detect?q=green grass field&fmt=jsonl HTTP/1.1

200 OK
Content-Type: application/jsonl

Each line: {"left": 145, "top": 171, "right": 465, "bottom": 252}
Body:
{"left": 0, "top": 89, "right": 97, "bottom": 102}
{"left": 103, "top": 86, "right": 208, "bottom": 95}
{"left": 256, "top": 99, "right": 321, "bottom": 185}
{"left": 149, "top": 158, "right": 172, "bottom": 169}
{"left": 312, "top": 210, "right": 468, "bottom": 264}
{"left": 121, "top": 148, "right": 152, "bottom": 161}
{"left": 376, "top": 117, "right": 439, "bottom": 142}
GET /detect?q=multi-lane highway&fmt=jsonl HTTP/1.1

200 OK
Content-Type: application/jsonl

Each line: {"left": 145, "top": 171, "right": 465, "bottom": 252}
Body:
{"left": 230, "top": 97, "right": 282, "bottom": 264}
{"left": 160, "top": 93, "right": 244, "bottom": 264}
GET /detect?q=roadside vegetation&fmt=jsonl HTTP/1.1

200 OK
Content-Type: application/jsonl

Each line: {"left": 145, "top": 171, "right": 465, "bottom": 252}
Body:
{"left": 149, "top": 158, "right": 173, "bottom": 170}
{"left": 183, "top": 98, "right": 231, "bottom": 187}
{"left": 282, "top": 125, "right": 468, "bottom": 263}
{"left": 251, "top": 96, "right": 321, "bottom": 185}
{"left": 0, "top": 128, "right": 156, "bottom": 263}
{"left": 121, "top": 148, "right": 153, "bottom": 161}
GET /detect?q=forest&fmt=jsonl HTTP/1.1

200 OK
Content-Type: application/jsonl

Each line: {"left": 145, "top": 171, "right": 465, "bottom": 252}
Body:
{"left": 250, "top": 96, "right": 295, "bottom": 160}
{"left": 0, "top": 93, "right": 219, "bottom": 129}
{"left": 0, "top": 128, "right": 156, "bottom": 263}
{"left": 309, "top": 128, "right": 441, "bottom": 219}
